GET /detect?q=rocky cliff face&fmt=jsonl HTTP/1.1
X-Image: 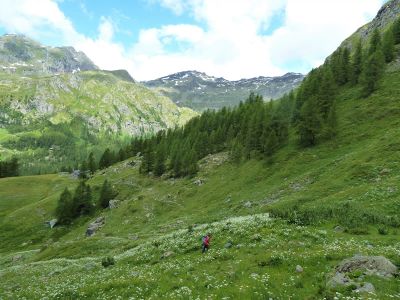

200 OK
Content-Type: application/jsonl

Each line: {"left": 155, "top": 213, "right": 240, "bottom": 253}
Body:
{"left": 143, "top": 71, "right": 304, "bottom": 111}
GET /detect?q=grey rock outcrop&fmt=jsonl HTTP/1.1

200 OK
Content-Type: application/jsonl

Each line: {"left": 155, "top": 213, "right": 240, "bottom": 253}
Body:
{"left": 336, "top": 255, "right": 398, "bottom": 278}
{"left": 86, "top": 217, "right": 105, "bottom": 237}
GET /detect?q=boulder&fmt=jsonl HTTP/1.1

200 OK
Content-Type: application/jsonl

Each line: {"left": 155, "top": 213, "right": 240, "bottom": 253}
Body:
{"left": 86, "top": 217, "right": 105, "bottom": 237}
{"left": 44, "top": 219, "right": 58, "bottom": 228}
{"left": 336, "top": 255, "right": 398, "bottom": 278}
{"left": 193, "top": 179, "right": 204, "bottom": 186}
{"left": 161, "top": 251, "right": 174, "bottom": 259}
{"left": 108, "top": 200, "right": 120, "bottom": 209}
{"left": 224, "top": 242, "right": 233, "bottom": 249}
{"left": 356, "top": 282, "right": 375, "bottom": 293}
{"left": 296, "top": 265, "right": 304, "bottom": 273}
{"left": 12, "top": 255, "right": 23, "bottom": 263}
{"left": 243, "top": 201, "right": 252, "bottom": 208}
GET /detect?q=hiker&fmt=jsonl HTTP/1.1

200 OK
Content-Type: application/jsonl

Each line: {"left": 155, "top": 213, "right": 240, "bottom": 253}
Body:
{"left": 202, "top": 233, "right": 211, "bottom": 253}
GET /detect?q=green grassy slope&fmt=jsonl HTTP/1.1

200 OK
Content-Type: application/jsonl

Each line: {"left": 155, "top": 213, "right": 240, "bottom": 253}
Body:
{"left": 1, "top": 68, "right": 400, "bottom": 298}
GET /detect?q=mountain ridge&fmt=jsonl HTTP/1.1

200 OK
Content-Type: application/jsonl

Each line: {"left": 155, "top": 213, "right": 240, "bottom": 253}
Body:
{"left": 143, "top": 70, "right": 305, "bottom": 111}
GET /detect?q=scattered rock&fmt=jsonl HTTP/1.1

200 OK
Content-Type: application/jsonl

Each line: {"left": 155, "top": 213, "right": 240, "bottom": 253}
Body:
{"left": 45, "top": 219, "right": 58, "bottom": 228}
{"left": 193, "top": 179, "right": 205, "bottom": 186}
{"left": 161, "top": 251, "right": 174, "bottom": 259}
{"left": 84, "top": 262, "right": 97, "bottom": 271}
{"left": 334, "top": 225, "right": 344, "bottom": 232}
{"left": 128, "top": 234, "right": 139, "bottom": 240}
{"left": 224, "top": 242, "right": 233, "bottom": 249}
{"left": 296, "top": 265, "right": 304, "bottom": 273}
{"left": 356, "top": 282, "right": 375, "bottom": 293}
{"left": 327, "top": 272, "right": 352, "bottom": 288}
{"left": 86, "top": 217, "right": 105, "bottom": 237}
{"left": 12, "top": 255, "right": 23, "bottom": 263}
{"left": 243, "top": 201, "right": 252, "bottom": 208}
{"left": 108, "top": 200, "right": 120, "bottom": 209}
{"left": 336, "top": 255, "right": 398, "bottom": 278}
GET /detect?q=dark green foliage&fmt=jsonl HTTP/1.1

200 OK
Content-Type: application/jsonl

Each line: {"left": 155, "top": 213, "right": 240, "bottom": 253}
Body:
{"left": 88, "top": 152, "right": 97, "bottom": 174}
{"left": 298, "top": 97, "right": 321, "bottom": 146}
{"left": 0, "top": 157, "right": 19, "bottom": 178}
{"left": 101, "top": 256, "right": 115, "bottom": 268}
{"left": 99, "top": 148, "right": 115, "bottom": 169}
{"left": 71, "top": 181, "right": 94, "bottom": 217}
{"left": 350, "top": 40, "right": 363, "bottom": 84}
{"left": 361, "top": 49, "right": 385, "bottom": 97}
{"left": 368, "top": 29, "right": 382, "bottom": 56}
{"left": 393, "top": 17, "right": 400, "bottom": 44}
{"left": 382, "top": 27, "right": 395, "bottom": 63}
{"left": 55, "top": 188, "right": 73, "bottom": 225}
{"left": 98, "top": 179, "right": 117, "bottom": 209}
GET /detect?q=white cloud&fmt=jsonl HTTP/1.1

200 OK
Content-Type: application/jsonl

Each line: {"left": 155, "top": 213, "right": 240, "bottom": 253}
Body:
{"left": 0, "top": 0, "right": 385, "bottom": 80}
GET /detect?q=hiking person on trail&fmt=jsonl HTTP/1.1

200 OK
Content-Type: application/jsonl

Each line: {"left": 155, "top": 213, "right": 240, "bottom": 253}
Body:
{"left": 202, "top": 233, "right": 211, "bottom": 253}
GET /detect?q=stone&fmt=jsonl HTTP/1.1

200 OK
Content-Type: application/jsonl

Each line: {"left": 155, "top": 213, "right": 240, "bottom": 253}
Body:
{"left": 129, "top": 234, "right": 139, "bottom": 240}
{"left": 355, "top": 282, "right": 375, "bottom": 293}
{"left": 108, "top": 200, "right": 120, "bottom": 209}
{"left": 327, "top": 272, "right": 352, "bottom": 288}
{"left": 161, "top": 251, "right": 174, "bottom": 259}
{"left": 336, "top": 255, "right": 398, "bottom": 278}
{"left": 45, "top": 219, "right": 57, "bottom": 228}
{"left": 12, "top": 255, "right": 23, "bottom": 262}
{"left": 193, "top": 179, "right": 204, "bottom": 186}
{"left": 296, "top": 265, "right": 304, "bottom": 273}
{"left": 243, "top": 201, "right": 252, "bottom": 208}
{"left": 334, "top": 225, "right": 344, "bottom": 232}
{"left": 86, "top": 216, "right": 105, "bottom": 237}
{"left": 84, "top": 262, "right": 97, "bottom": 271}
{"left": 224, "top": 242, "right": 233, "bottom": 249}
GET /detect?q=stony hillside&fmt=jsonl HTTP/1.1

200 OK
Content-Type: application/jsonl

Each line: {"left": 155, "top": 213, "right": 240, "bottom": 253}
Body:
{"left": 144, "top": 71, "right": 304, "bottom": 111}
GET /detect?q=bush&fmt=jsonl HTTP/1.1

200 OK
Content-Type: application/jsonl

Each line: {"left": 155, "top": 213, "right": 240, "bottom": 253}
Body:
{"left": 267, "top": 255, "right": 283, "bottom": 266}
{"left": 101, "top": 256, "right": 115, "bottom": 268}
{"left": 378, "top": 226, "right": 389, "bottom": 235}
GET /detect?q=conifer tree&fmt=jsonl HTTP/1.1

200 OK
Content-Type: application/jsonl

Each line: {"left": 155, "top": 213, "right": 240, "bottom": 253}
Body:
{"left": 154, "top": 147, "right": 166, "bottom": 177}
{"left": 88, "top": 152, "right": 96, "bottom": 174}
{"left": 323, "top": 100, "right": 338, "bottom": 140}
{"left": 368, "top": 29, "right": 382, "bottom": 56}
{"left": 99, "top": 148, "right": 113, "bottom": 169}
{"left": 98, "top": 179, "right": 117, "bottom": 209}
{"left": 264, "top": 129, "right": 279, "bottom": 157}
{"left": 55, "top": 188, "right": 73, "bottom": 224}
{"left": 382, "top": 28, "right": 395, "bottom": 63}
{"left": 392, "top": 17, "right": 400, "bottom": 44}
{"left": 230, "top": 138, "right": 244, "bottom": 163}
{"left": 71, "top": 181, "right": 93, "bottom": 217}
{"left": 361, "top": 49, "right": 385, "bottom": 97}
{"left": 297, "top": 98, "right": 321, "bottom": 146}
{"left": 351, "top": 40, "right": 363, "bottom": 84}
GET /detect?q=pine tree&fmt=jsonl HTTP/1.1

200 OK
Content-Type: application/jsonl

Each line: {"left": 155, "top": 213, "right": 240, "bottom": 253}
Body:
{"left": 71, "top": 181, "right": 93, "bottom": 217}
{"left": 153, "top": 147, "right": 166, "bottom": 177}
{"left": 318, "top": 68, "right": 336, "bottom": 119}
{"left": 351, "top": 40, "right": 363, "bottom": 84}
{"left": 264, "top": 129, "right": 279, "bottom": 157}
{"left": 382, "top": 28, "right": 395, "bottom": 63}
{"left": 55, "top": 188, "right": 73, "bottom": 224}
{"left": 99, "top": 148, "right": 113, "bottom": 169}
{"left": 392, "top": 17, "right": 400, "bottom": 44}
{"left": 368, "top": 29, "right": 382, "bottom": 56}
{"left": 323, "top": 100, "right": 338, "bottom": 140}
{"left": 361, "top": 49, "right": 385, "bottom": 97}
{"left": 297, "top": 98, "right": 321, "bottom": 146}
{"left": 98, "top": 179, "right": 117, "bottom": 209}
{"left": 88, "top": 152, "right": 96, "bottom": 174}
{"left": 230, "top": 138, "right": 244, "bottom": 163}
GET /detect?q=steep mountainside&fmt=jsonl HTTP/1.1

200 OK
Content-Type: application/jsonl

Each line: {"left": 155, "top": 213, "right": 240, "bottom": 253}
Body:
{"left": 144, "top": 71, "right": 304, "bottom": 111}
{"left": 0, "top": 34, "right": 98, "bottom": 75}
{"left": 0, "top": 35, "right": 196, "bottom": 174}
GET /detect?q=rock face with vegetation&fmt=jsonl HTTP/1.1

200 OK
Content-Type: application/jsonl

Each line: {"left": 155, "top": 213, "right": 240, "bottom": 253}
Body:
{"left": 143, "top": 70, "right": 304, "bottom": 111}
{"left": 0, "top": 35, "right": 196, "bottom": 174}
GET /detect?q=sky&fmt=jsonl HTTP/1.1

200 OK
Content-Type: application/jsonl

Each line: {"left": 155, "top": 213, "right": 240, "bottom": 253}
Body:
{"left": 0, "top": 0, "right": 387, "bottom": 81}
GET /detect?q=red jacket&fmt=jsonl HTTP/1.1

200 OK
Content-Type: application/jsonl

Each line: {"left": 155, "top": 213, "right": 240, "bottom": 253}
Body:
{"left": 203, "top": 236, "right": 210, "bottom": 246}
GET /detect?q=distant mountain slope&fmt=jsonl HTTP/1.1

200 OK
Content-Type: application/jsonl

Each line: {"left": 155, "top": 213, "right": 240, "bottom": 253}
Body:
{"left": 143, "top": 71, "right": 305, "bottom": 111}
{"left": 0, "top": 34, "right": 98, "bottom": 74}
{"left": 0, "top": 35, "right": 196, "bottom": 174}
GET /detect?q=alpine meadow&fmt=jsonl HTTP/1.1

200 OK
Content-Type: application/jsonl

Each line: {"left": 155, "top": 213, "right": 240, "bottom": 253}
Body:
{"left": 1, "top": 0, "right": 400, "bottom": 299}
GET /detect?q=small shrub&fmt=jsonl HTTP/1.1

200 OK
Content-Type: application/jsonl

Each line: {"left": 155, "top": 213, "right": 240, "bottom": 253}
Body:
{"left": 257, "top": 260, "right": 267, "bottom": 267}
{"left": 295, "top": 281, "right": 304, "bottom": 289}
{"left": 101, "top": 256, "right": 115, "bottom": 268}
{"left": 267, "top": 255, "right": 283, "bottom": 266}
{"left": 378, "top": 226, "right": 389, "bottom": 235}
{"left": 346, "top": 227, "right": 369, "bottom": 235}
